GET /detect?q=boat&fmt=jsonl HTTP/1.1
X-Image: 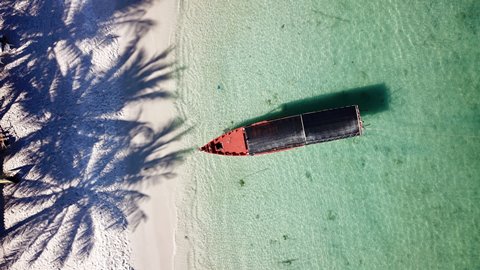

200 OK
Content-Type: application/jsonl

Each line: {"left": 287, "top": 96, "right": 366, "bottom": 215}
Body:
{"left": 200, "top": 105, "right": 363, "bottom": 156}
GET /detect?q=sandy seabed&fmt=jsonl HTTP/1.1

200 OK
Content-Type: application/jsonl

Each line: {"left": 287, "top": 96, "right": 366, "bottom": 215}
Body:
{"left": 0, "top": 0, "right": 183, "bottom": 269}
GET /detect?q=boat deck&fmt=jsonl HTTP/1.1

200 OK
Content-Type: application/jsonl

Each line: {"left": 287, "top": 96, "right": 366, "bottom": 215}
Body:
{"left": 245, "top": 106, "right": 361, "bottom": 155}
{"left": 200, "top": 105, "right": 362, "bottom": 156}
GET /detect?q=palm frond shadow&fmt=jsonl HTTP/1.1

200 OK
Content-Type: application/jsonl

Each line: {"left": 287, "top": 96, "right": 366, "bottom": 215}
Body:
{"left": 0, "top": 0, "right": 187, "bottom": 268}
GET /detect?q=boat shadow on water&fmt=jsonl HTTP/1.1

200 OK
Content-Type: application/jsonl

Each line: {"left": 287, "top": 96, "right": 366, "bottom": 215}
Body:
{"left": 229, "top": 83, "right": 390, "bottom": 130}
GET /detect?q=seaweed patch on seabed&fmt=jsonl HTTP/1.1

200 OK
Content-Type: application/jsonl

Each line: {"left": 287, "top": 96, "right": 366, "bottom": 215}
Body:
{"left": 305, "top": 171, "right": 313, "bottom": 181}
{"left": 236, "top": 168, "right": 269, "bottom": 188}
{"left": 455, "top": 2, "right": 480, "bottom": 35}
{"left": 265, "top": 93, "right": 279, "bottom": 106}
{"left": 327, "top": 210, "right": 337, "bottom": 221}
{"left": 279, "top": 258, "right": 298, "bottom": 266}
{"left": 0, "top": 0, "right": 188, "bottom": 268}
{"left": 216, "top": 82, "right": 225, "bottom": 91}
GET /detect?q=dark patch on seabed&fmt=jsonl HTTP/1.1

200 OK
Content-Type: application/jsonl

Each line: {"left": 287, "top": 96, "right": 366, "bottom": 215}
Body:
{"left": 326, "top": 210, "right": 337, "bottom": 221}
{"left": 456, "top": 1, "right": 480, "bottom": 35}
{"left": 230, "top": 83, "right": 390, "bottom": 129}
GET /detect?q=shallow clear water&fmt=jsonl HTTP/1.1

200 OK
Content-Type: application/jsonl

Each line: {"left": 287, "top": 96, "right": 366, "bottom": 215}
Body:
{"left": 176, "top": 0, "right": 479, "bottom": 269}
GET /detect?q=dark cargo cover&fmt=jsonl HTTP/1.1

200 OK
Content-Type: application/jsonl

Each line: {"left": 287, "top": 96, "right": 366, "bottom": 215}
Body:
{"left": 245, "top": 115, "right": 305, "bottom": 154}
{"left": 303, "top": 106, "right": 361, "bottom": 144}
{"left": 244, "top": 106, "right": 361, "bottom": 155}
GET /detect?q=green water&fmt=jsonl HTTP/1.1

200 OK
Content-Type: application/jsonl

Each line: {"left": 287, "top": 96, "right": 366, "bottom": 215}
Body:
{"left": 176, "top": 0, "right": 479, "bottom": 269}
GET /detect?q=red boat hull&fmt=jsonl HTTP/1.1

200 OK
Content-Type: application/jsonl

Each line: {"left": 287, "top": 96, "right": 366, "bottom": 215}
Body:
{"left": 200, "top": 105, "right": 362, "bottom": 156}
{"left": 200, "top": 127, "right": 249, "bottom": 156}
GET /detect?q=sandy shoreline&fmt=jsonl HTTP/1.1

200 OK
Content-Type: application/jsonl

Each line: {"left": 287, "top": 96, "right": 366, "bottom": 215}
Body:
{"left": 0, "top": 0, "right": 184, "bottom": 269}
{"left": 125, "top": 0, "right": 181, "bottom": 268}
{"left": 119, "top": 0, "right": 182, "bottom": 269}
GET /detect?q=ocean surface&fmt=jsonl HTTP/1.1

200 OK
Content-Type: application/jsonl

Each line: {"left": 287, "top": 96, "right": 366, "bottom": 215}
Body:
{"left": 175, "top": 0, "right": 479, "bottom": 269}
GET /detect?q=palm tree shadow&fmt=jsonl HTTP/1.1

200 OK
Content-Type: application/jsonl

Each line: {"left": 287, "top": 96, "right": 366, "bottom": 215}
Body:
{"left": 0, "top": 0, "right": 188, "bottom": 268}
{"left": 0, "top": 186, "right": 4, "bottom": 234}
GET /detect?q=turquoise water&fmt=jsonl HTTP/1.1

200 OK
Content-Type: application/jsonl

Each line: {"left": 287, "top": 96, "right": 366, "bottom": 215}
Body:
{"left": 176, "top": 0, "right": 479, "bottom": 269}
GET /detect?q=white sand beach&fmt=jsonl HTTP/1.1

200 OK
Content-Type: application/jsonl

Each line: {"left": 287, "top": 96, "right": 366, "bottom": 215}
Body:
{"left": 124, "top": 1, "right": 182, "bottom": 270}
{"left": 0, "top": 0, "right": 183, "bottom": 269}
